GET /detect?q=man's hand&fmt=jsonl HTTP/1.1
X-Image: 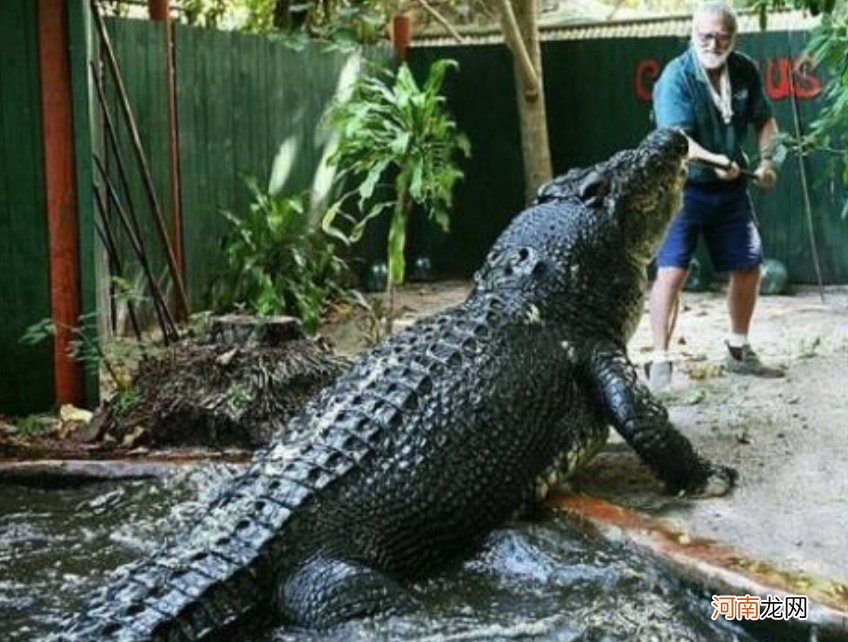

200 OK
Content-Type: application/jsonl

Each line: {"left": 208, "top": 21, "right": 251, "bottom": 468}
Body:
{"left": 753, "top": 161, "right": 778, "bottom": 189}
{"left": 713, "top": 155, "right": 741, "bottom": 181}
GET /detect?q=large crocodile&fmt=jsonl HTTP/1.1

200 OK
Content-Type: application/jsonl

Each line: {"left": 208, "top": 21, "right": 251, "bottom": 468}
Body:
{"left": 58, "top": 128, "right": 735, "bottom": 641}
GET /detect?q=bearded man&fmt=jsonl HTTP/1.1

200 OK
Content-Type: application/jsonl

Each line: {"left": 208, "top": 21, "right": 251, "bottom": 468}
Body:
{"left": 647, "top": 0, "right": 783, "bottom": 393}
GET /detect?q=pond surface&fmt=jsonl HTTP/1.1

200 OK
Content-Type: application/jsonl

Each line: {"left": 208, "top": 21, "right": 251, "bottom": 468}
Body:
{"left": 1, "top": 469, "right": 763, "bottom": 642}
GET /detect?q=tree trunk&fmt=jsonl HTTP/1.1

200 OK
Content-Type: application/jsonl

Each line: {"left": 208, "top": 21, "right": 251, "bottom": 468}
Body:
{"left": 496, "top": 0, "right": 552, "bottom": 202}
{"left": 273, "top": 0, "right": 309, "bottom": 29}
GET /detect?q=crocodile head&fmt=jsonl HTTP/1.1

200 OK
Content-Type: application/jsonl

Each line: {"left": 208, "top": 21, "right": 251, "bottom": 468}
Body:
{"left": 604, "top": 128, "right": 689, "bottom": 266}
{"left": 473, "top": 128, "right": 688, "bottom": 309}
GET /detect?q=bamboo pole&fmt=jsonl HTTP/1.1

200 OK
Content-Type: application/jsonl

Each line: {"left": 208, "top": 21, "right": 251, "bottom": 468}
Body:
{"left": 90, "top": 0, "right": 190, "bottom": 318}
{"left": 90, "top": 61, "right": 147, "bottom": 264}
{"left": 90, "top": 61, "right": 178, "bottom": 340}
{"left": 94, "top": 154, "right": 179, "bottom": 343}
{"left": 92, "top": 184, "right": 144, "bottom": 343}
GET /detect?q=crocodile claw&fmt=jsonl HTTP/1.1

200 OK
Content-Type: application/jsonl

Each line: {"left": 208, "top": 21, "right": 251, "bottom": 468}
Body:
{"left": 690, "top": 464, "right": 738, "bottom": 498}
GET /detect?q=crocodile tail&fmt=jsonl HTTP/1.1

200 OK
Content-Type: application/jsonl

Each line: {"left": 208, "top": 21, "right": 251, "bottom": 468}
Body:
{"left": 56, "top": 470, "right": 304, "bottom": 641}
{"left": 57, "top": 542, "right": 263, "bottom": 641}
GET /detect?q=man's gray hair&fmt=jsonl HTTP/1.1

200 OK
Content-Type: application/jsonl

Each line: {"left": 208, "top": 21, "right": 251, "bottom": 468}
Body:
{"left": 692, "top": 1, "right": 739, "bottom": 33}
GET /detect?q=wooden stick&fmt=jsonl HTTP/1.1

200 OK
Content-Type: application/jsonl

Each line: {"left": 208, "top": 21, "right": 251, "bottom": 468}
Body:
{"left": 92, "top": 185, "right": 145, "bottom": 343}
{"left": 90, "top": 0, "right": 190, "bottom": 318}
{"left": 91, "top": 63, "right": 178, "bottom": 340}
{"left": 90, "top": 60, "right": 147, "bottom": 266}
{"left": 493, "top": 0, "right": 540, "bottom": 99}
{"left": 94, "top": 154, "right": 179, "bottom": 343}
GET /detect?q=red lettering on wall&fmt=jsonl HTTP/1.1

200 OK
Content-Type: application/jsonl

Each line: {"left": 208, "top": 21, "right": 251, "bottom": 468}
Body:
{"left": 792, "top": 54, "right": 822, "bottom": 99}
{"left": 765, "top": 57, "right": 792, "bottom": 99}
{"left": 764, "top": 56, "right": 822, "bottom": 99}
{"left": 635, "top": 58, "right": 661, "bottom": 102}
{"left": 633, "top": 55, "right": 822, "bottom": 102}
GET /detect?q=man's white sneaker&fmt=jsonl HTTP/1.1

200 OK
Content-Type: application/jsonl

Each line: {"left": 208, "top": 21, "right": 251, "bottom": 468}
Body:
{"left": 648, "top": 360, "right": 673, "bottom": 393}
{"left": 725, "top": 344, "right": 784, "bottom": 378}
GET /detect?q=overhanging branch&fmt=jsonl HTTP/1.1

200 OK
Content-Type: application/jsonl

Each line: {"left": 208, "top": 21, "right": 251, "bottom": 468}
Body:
{"left": 493, "top": 0, "right": 540, "bottom": 98}
{"left": 412, "top": 0, "right": 467, "bottom": 44}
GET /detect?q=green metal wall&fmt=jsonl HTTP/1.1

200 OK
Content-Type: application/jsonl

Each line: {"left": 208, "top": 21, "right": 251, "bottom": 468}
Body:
{"left": 0, "top": 0, "right": 54, "bottom": 415}
{"left": 174, "top": 26, "right": 370, "bottom": 306}
{"left": 409, "top": 32, "right": 847, "bottom": 283}
{"left": 99, "top": 19, "right": 385, "bottom": 307}
{"left": 401, "top": 44, "right": 524, "bottom": 276}
{"left": 103, "top": 17, "right": 174, "bottom": 317}
{"left": 740, "top": 31, "right": 846, "bottom": 284}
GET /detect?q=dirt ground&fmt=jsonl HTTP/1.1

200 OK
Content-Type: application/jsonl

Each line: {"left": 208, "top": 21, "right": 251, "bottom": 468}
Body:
{"left": 326, "top": 281, "right": 848, "bottom": 607}
{"left": 585, "top": 284, "right": 848, "bottom": 587}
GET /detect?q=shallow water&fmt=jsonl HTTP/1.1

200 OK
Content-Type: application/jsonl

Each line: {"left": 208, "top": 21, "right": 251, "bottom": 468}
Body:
{"left": 0, "top": 469, "right": 760, "bottom": 642}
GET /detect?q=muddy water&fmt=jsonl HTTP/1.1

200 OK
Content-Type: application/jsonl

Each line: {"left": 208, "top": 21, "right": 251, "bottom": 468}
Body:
{"left": 1, "top": 470, "right": 759, "bottom": 642}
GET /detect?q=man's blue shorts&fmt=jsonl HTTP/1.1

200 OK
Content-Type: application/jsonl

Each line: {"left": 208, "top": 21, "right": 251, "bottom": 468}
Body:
{"left": 656, "top": 180, "right": 763, "bottom": 272}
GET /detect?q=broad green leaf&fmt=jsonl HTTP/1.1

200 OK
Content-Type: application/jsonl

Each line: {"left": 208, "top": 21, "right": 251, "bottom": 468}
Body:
{"left": 358, "top": 158, "right": 391, "bottom": 206}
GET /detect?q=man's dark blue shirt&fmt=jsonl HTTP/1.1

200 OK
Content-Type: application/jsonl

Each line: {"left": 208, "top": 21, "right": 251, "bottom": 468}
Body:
{"left": 653, "top": 47, "right": 773, "bottom": 184}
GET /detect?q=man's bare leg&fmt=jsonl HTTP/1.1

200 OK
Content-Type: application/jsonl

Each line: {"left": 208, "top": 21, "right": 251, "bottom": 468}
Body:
{"left": 727, "top": 266, "right": 760, "bottom": 336}
{"left": 649, "top": 266, "right": 688, "bottom": 391}
{"left": 725, "top": 266, "right": 783, "bottom": 377}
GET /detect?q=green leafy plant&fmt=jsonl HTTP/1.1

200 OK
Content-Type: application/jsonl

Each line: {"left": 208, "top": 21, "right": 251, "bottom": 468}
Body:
{"left": 322, "top": 59, "right": 470, "bottom": 328}
{"left": 15, "top": 414, "right": 57, "bottom": 438}
{"left": 173, "top": 0, "right": 389, "bottom": 45}
{"left": 210, "top": 177, "right": 351, "bottom": 334}
{"left": 804, "top": 12, "right": 848, "bottom": 217}
{"left": 112, "top": 387, "right": 142, "bottom": 416}
{"left": 748, "top": 0, "right": 847, "bottom": 216}
{"left": 21, "top": 312, "right": 129, "bottom": 391}
{"left": 20, "top": 278, "right": 160, "bottom": 394}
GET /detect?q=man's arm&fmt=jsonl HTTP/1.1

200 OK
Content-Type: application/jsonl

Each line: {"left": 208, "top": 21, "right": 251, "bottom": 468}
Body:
{"left": 682, "top": 133, "right": 742, "bottom": 181}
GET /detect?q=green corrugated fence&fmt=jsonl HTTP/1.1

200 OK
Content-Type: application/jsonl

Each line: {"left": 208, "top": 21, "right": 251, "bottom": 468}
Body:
{"left": 0, "top": 0, "right": 54, "bottom": 415}
{"left": 99, "top": 18, "right": 389, "bottom": 309}
{"left": 174, "top": 27, "right": 383, "bottom": 306}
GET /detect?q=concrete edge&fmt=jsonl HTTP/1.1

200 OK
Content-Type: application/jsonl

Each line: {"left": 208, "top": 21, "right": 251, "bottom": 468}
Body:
{"left": 548, "top": 492, "right": 848, "bottom": 638}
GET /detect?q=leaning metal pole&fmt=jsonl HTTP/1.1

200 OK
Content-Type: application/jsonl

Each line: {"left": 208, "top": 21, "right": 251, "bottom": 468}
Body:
{"left": 786, "top": 34, "right": 826, "bottom": 303}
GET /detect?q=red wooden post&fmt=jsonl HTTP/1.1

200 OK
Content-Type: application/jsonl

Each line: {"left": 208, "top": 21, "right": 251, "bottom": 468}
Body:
{"left": 392, "top": 14, "right": 412, "bottom": 61}
{"left": 38, "top": 0, "right": 84, "bottom": 406}
{"left": 149, "top": 0, "right": 186, "bottom": 318}
{"left": 148, "top": 0, "right": 169, "bottom": 21}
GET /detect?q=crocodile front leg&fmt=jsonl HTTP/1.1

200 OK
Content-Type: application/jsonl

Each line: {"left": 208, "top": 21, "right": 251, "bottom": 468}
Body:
{"left": 276, "top": 556, "right": 419, "bottom": 628}
{"left": 584, "top": 343, "right": 736, "bottom": 496}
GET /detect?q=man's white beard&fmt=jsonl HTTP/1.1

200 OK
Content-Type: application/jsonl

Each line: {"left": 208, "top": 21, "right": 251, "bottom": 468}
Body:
{"left": 697, "top": 49, "right": 731, "bottom": 70}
